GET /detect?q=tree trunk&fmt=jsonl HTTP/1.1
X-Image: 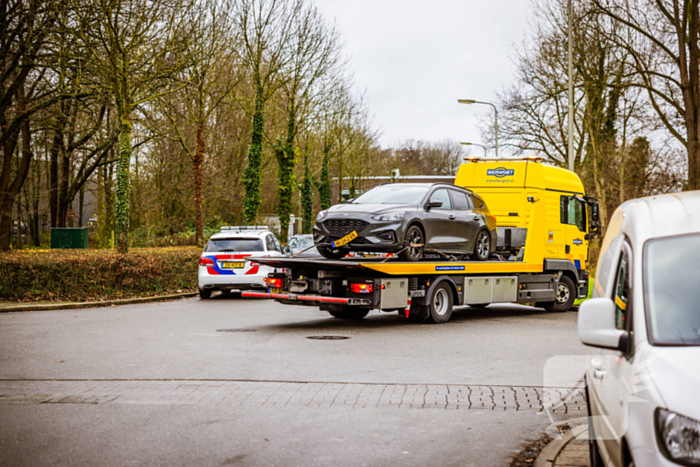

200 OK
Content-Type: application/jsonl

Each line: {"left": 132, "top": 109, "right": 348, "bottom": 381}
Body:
{"left": 277, "top": 109, "right": 297, "bottom": 240}
{"left": 115, "top": 119, "right": 132, "bottom": 253}
{"left": 193, "top": 122, "right": 205, "bottom": 246}
{"left": 243, "top": 88, "right": 265, "bottom": 225}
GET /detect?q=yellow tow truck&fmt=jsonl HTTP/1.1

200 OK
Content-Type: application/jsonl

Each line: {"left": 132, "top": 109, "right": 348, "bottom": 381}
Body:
{"left": 244, "top": 158, "right": 600, "bottom": 323}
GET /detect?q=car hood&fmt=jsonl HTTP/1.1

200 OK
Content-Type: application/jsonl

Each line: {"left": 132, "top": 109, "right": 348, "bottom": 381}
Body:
{"left": 326, "top": 203, "right": 418, "bottom": 215}
{"left": 642, "top": 346, "right": 700, "bottom": 420}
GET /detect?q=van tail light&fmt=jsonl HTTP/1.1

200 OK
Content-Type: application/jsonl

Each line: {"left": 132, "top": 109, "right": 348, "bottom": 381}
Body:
{"left": 350, "top": 283, "right": 373, "bottom": 294}
{"left": 268, "top": 277, "right": 284, "bottom": 288}
{"left": 199, "top": 257, "right": 215, "bottom": 266}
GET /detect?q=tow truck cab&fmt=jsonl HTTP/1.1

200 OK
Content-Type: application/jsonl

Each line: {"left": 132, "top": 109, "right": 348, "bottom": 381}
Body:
{"left": 455, "top": 157, "right": 600, "bottom": 299}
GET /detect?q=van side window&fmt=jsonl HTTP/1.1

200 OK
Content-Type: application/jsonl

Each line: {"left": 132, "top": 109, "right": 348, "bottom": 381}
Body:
{"left": 560, "top": 196, "right": 587, "bottom": 232}
{"left": 612, "top": 250, "right": 629, "bottom": 330}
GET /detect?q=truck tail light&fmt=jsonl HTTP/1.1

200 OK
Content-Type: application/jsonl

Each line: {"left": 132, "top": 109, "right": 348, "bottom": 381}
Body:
{"left": 199, "top": 257, "right": 214, "bottom": 266}
{"left": 268, "top": 277, "right": 284, "bottom": 288}
{"left": 350, "top": 283, "right": 373, "bottom": 294}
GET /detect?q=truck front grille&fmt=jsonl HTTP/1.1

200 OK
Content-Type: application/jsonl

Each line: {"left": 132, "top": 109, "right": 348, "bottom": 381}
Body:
{"left": 324, "top": 219, "right": 369, "bottom": 237}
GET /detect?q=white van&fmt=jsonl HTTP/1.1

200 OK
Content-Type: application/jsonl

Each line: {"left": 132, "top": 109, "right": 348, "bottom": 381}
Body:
{"left": 578, "top": 191, "right": 700, "bottom": 467}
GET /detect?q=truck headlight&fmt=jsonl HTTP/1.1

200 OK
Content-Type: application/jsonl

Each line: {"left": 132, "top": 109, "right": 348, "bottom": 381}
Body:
{"left": 371, "top": 212, "right": 405, "bottom": 222}
{"left": 316, "top": 211, "right": 327, "bottom": 222}
{"left": 656, "top": 408, "right": 700, "bottom": 464}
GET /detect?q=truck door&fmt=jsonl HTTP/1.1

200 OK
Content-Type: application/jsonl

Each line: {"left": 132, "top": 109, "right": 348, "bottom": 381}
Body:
{"left": 560, "top": 195, "right": 588, "bottom": 270}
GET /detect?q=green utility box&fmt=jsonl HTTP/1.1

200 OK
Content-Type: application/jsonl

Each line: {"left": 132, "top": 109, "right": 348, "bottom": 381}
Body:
{"left": 51, "top": 228, "right": 88, "bottom": 249}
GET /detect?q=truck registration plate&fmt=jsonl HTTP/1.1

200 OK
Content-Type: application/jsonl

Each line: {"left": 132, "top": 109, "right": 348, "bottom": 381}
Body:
{"left": 332, "top": 231, "right": 358, "bottom": 248}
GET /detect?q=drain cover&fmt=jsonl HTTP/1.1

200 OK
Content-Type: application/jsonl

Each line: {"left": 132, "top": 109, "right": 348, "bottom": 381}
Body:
{"left": 216, "top": 329, "right": 258, "bottom": 333}
{"left": 306, "top": 335, "right": 350, "bottom": 340}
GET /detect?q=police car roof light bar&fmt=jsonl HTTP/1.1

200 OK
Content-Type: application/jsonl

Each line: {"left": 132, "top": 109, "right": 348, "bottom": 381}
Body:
{"left": 221, "top": 226, "right": 269, "bottom": 231}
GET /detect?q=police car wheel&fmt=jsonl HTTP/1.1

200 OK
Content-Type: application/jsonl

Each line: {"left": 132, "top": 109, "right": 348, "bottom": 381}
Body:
{"left": 199, "top": 288, "right": 211, "bottom": 300}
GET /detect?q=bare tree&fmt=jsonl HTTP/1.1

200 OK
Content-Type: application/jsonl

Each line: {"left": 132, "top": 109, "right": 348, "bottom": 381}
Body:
{"left": 67, "top": 0, "right": 195, "bottom": 252}
{"left": 595, "top": 0, "right": 700, "bottom": 189}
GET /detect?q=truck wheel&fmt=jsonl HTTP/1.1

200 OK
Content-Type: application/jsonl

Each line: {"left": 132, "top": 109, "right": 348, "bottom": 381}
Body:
{"left": 399, "top": 225, "right": 424, "bottom": 261}
{"left": 542, "top": 275, "right": 576, "bottom": 312}
{"left": 199, "top": 288, "right": 211, "bottom": 299}
{"left": 427, "top": 282, "right": 454, "bottom": 323}
{"left": 318, "top": 246, "right": 347, "bottom": 260}
{"left": 328, "top": 307, "right": 370, "bottom": 320}
{"left": 472, "top": 230, "right": 491, "bottom": 261}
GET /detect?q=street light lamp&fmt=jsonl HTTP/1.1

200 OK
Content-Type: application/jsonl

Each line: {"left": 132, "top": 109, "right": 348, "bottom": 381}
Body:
{"left": 458, "top": 99, "right": 499, "bottom": 158}
{"left": 460, "top": 142, "right": 487, "bottom": 157}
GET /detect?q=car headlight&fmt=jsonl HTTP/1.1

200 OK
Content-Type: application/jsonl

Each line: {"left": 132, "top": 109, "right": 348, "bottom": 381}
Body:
{"left": 656, "top": 408, "right": 700, "bottom": 464}
{"left": 316, "top": 211, "right": 327, "bottom": 222}
{"left": 371, "top": 212, "right": 405, "bottom": 222}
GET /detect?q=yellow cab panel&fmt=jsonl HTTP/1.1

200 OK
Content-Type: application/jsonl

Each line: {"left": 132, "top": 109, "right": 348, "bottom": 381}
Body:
{"left": 454, "top": 158, "right": 591, "bottom": 272}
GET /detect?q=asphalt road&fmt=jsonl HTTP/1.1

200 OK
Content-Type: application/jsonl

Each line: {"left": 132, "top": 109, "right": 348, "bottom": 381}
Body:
{"left": 0, "top": 294, "right": 590, "bottom": 466}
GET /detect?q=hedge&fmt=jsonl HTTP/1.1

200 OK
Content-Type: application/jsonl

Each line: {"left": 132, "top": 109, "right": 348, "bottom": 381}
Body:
{"left": 0, "top": 247, "right": 201, "bottom": 302}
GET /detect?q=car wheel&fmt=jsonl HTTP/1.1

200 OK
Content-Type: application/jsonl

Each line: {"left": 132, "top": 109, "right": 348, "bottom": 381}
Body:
{"left": 399, "top": 225, "right": 424, "bottom": 261}
{"left": 543, "top": 275, "right": 576, "bottom": 312}
{"left": 473, "top": 230, "right": 491, "bottom": 261}
{"left": 199, "top": 288, "right": 211, "bottom": 299}
{"left": 327, "top": 307, "right": 370, "bottom": 320}
{"left": 427, "top": 282, "right": 454, "bottom": 324}
{"left": 318, "top": 246, "right": 347, "bottom": 260}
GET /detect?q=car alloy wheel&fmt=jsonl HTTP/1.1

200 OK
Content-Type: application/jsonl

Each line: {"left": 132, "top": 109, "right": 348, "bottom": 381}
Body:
{"left": 399, "top": 225, "right": 424, "bottom": 261}
{"left": 474, "top": 230, "right": 490, "bottom": 261}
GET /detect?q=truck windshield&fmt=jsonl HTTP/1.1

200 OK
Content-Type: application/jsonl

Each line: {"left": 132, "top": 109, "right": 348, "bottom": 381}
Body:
{"left": 205, "top": 238, "right": 264, "bottom": 252}
{"left": 352, "top": 185, "right": 429, "bottom": 204}
{"left": 644, "top": 233, "right": 700, "bottom": 346}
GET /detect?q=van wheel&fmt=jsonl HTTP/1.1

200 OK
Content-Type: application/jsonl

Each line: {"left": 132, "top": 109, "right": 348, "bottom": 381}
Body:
{"left": 399, "top": 225, "right": 424, "bottom": 261}
{"left": 199, "top": 288, "right": 211, "bottom": 299}
{"left": 427, "top": 282, "right": 454, "bottom": 324}
{"left": 473, "top": 230, "right": 491, "bottom": 261}
{"left": 327, "top": 307, "right": 370, "bottom": 320}
{"left": 318, "top": 246, "right": 347, "bottom": 260}
{"left": 543, "top": 275, "right": 576, "bottom": 312}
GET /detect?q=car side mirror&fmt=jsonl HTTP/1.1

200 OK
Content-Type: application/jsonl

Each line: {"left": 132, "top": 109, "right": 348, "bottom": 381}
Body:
{"left": 578, "top": 297, "right": 628, "bottom": 350}
{"left": 426, "top": 200, "right": 443, "bottom": 210}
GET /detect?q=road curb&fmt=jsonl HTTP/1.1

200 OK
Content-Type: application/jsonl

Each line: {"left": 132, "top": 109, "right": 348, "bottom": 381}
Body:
{"left": 0, "top": 292, "right": 197, "bottom": 313}
{"left": 533, "top": 430, "right": 576, "bottom": 467}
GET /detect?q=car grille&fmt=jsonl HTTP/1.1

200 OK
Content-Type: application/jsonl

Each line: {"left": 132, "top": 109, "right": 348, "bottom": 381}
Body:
{"left": 323, "top": 219, "right": 369, "bottom": 237}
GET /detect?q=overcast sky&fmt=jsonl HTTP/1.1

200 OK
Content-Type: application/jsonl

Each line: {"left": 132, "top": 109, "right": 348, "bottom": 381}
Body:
{"left": 313, "top": 0, "right": 531, "bottom": 153}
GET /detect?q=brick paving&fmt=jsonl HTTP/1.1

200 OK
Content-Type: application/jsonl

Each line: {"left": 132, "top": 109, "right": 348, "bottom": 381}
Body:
{"left": 0, "top": 379, "right": 586, "bottom": 413}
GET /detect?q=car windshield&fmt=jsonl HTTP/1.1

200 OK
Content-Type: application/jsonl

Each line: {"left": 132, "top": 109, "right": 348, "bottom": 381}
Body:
{"left": 205, "top": 238, "right": 264, "bottom": 252}
{"left": 645, "top": 233, "right": 700, "bottom": 346}
{"left": 292, "top": 236, "right": 314, "bottom": 249}
{"left": 352, "top": 185, "right": 429, "bottom": 205}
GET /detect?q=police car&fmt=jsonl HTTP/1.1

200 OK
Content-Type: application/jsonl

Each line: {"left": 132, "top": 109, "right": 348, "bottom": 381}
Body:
{"left": 198, "top": 226, "right": 283, "bottom": 299}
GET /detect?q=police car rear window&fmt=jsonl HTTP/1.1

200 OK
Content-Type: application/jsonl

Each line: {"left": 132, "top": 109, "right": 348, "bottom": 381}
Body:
{"left": 205, "top": 238, "right": 264, "bottom": 252}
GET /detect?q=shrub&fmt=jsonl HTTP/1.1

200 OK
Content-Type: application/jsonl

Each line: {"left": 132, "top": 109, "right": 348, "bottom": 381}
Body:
{"left": 0, "top": 247, "right": 201, "bottom": 302}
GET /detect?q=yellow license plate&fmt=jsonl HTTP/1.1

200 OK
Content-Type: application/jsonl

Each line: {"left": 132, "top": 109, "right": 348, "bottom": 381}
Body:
{"left": 332, "top": 230, "right": 358, "bottom": 248}
{"left": 221, "top": 262, "right": 245, "bottom": 269}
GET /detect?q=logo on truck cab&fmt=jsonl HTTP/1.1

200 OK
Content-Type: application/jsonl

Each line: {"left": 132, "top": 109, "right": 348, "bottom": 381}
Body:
{"left": 487, "top": 167, "right": 515, "bottom": 178}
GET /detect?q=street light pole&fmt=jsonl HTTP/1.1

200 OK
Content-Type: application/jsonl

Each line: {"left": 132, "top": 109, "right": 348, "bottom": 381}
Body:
{"left": 460, "top": 142, "right": 487, "bottom": 157}
{"left": 457, "top": 99, "right": 499, "bottom": 158}
{"left": 567, "top": 0, "right": 574, "bottom": 172}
